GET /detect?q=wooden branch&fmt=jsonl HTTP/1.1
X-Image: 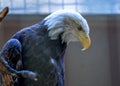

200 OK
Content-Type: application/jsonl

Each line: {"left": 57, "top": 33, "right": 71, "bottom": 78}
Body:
{"left": 0, "top": 7, "right": 9, "bottom": 22}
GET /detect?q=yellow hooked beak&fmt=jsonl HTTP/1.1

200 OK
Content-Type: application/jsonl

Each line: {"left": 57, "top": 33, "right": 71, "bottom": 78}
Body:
{"left": 75, "top": 30, "right": 91, "bottom": 51}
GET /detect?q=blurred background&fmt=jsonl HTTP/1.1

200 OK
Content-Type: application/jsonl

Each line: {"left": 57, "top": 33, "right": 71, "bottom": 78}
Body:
{"left": 0, "top": 0, "right": 120, "bottom": 86}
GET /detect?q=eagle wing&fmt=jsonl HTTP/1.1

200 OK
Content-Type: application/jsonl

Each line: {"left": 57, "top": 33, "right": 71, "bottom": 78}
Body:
{"left": 0, "top": 38, "right": 23, "bottom": 86}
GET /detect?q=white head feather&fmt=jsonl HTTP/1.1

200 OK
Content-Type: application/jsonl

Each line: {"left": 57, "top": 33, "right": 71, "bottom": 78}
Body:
{"left": 44, "top": 10, "right": 90, "bottom": 43}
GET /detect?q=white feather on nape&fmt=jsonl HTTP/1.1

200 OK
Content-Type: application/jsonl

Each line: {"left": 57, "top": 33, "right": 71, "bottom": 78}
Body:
{"left": 44, "top": 9, "right": 90, "bottom": 41}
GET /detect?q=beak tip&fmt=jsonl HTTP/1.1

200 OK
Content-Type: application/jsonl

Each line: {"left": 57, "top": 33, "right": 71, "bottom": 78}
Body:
{"left": 81, "top": 40, "right": 91, "bottom": 51}
{"left": 81, "top": 48, "right": 87, "bottom": 51}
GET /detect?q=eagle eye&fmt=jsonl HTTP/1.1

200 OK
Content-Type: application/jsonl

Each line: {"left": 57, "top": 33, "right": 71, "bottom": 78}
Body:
{"left": 77, "top": 26, "right": 82, "bottom": 31}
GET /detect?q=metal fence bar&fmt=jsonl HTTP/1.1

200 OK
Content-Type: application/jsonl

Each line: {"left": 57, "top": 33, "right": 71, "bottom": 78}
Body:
{"left": 23, "top": 0, "right": 27, "bottom": 13}
{"left": 10, "top": 0, "right": 13, "bottom": 9}
{"left": 48, "top": 0, "right": 51, "bottom": 13}
{"left": 62, "top": 0, "right": 64, "bottom": 9}
{"left": 36, "top": 0, "right": 40, "bottom": 13}
{"left": 75, "top": 0, "right": 78, "bottom": 11}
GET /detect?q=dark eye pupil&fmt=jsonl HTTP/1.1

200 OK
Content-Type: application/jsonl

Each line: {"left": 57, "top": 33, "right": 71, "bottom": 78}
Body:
{"left": 78, "top": 26, "right": 82, "bottom": 31}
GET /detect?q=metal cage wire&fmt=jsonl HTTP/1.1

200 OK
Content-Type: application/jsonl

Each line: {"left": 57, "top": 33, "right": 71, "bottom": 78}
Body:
{"left": 0, "top": 0, "right": 120, "bottom": 14}
{"left": 0, "top": 0, "right": 82, "bottom": 14}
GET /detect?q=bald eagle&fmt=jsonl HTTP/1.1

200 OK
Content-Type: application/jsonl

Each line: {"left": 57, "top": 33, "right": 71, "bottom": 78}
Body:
{"left": 0, "top": 10, "right": 91, "bottom": 86}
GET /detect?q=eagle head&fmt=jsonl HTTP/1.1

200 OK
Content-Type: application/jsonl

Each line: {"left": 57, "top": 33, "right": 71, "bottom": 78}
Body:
{"left": 44, "top": 10, "right": 91, "bottom": 51}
